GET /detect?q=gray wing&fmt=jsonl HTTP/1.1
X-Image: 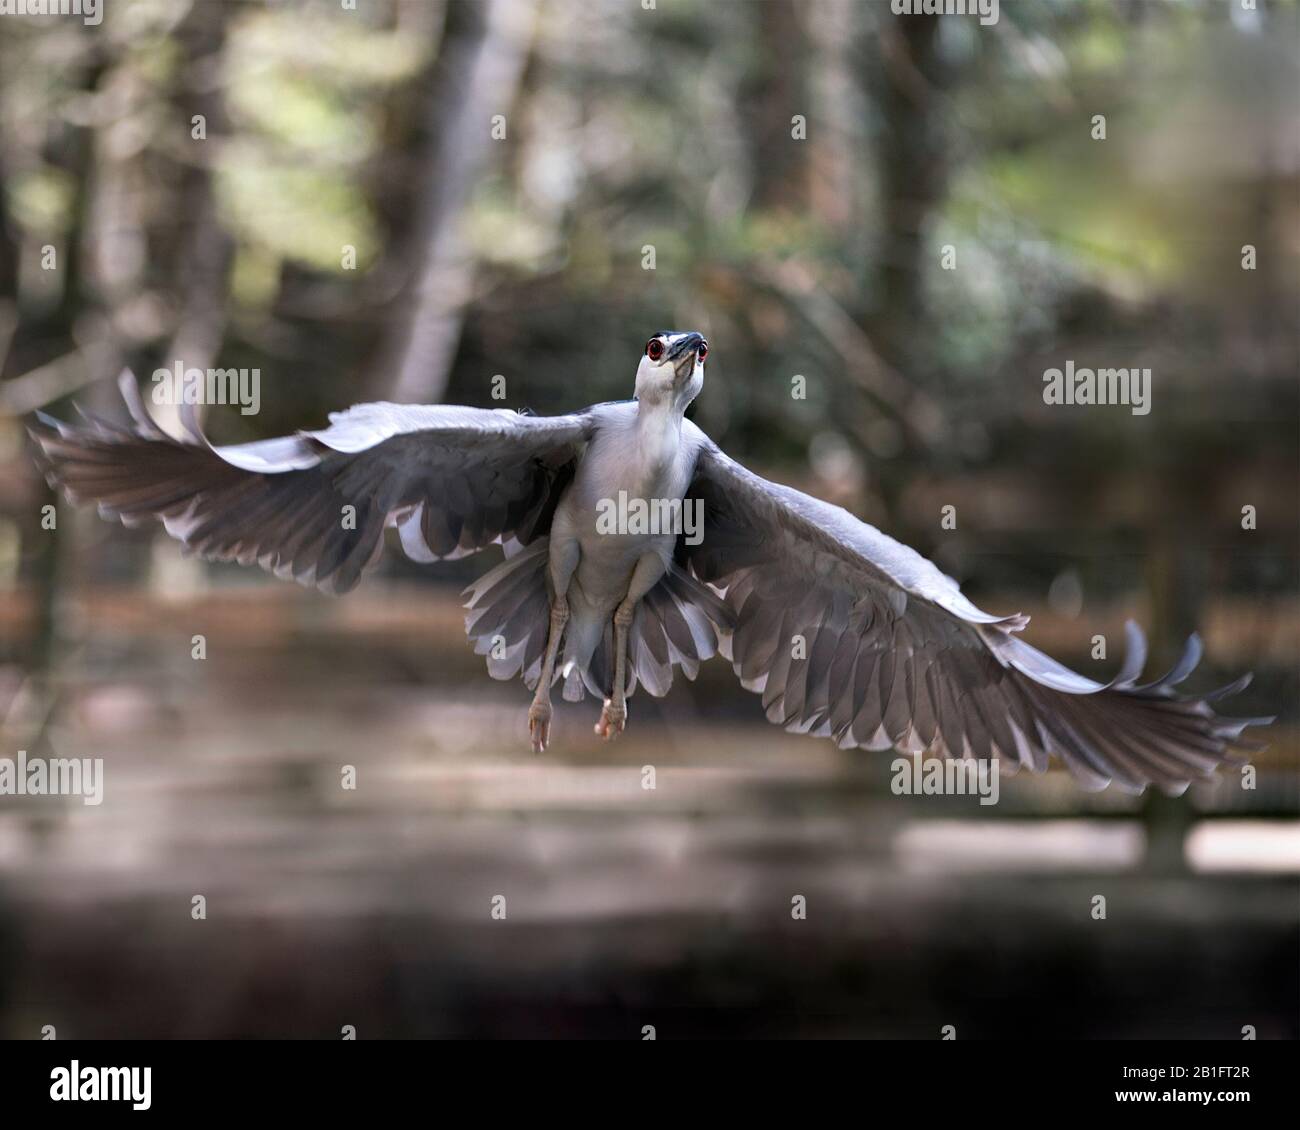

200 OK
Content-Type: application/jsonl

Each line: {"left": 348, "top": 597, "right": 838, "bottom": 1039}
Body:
{"left": 683, "top": 437, "right": 1268, "bottom": 794}
{"left": 31, "top": 372, "right": 593, "bottom": 594}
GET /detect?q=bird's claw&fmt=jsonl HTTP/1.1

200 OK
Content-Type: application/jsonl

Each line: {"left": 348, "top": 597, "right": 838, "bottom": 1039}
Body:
{"left": 528, "top": 701, "right": 552, "bottom": 753}
{"left": 594, "top": 699, "right": 626, "bottom": 741}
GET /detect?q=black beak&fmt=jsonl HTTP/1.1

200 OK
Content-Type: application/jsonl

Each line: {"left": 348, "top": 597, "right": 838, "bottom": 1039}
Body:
{"left": 668, "top": 333, "right": 705, "bottom": 378}
{"left": 666, "top": 332, "right": 705, "bottom": 360}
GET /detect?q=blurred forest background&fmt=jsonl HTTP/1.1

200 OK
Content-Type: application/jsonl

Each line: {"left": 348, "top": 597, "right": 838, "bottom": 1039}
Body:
{"left": 0, "top": 0, "right": 1296, "bottom": 1038}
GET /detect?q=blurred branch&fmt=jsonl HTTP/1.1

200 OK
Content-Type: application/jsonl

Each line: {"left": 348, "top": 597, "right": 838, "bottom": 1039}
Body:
{"left": 757, "top": 258, "right": 946, "bottom": 448}
{"left": 0, "top": 341, "right": 113, "bottom": 416}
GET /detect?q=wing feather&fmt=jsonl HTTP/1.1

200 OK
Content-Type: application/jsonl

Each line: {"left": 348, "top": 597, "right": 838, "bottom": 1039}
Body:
{"left": 31, "top": 371, "right": 594, "bottom": 594}
{"left": 682, "top": 432, "right": 1269, "bottom": 793}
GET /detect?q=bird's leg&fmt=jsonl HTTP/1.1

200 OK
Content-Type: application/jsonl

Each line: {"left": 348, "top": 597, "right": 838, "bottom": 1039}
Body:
{"left": 597, "top": 552, "right": 666, "bottom": 741}
{"left": 528, "top": 595, "right": 568, "bottom": 753}
{"left": 529, "top": 535, "right": 579, "bottom": 754}
{"left": 595, "top": 600, "right": 634, "bottom": 741}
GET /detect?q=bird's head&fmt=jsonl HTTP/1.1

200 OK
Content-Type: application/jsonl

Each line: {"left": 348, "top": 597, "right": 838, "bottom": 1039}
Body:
{"left": 634, "top": 330, "right": 707, "bottom": 410}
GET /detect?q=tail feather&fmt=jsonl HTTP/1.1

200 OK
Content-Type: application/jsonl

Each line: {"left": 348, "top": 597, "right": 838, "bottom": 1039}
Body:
{"left": 463, "top": 539, "right": 551, "bottom": 684}
{"left": 619, "top": 564, "right": 734, "bottom": 700}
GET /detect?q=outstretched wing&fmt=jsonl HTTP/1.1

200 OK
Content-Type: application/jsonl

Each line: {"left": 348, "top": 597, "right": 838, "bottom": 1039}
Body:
{"left": 682, "top": 433, "right": 1269, "bottom": 794}
{"left": 30, "top": 372, "right": 594, "bottom": 594}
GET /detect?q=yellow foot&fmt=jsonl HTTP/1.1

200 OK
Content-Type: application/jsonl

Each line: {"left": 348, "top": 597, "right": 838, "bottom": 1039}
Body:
{"left": 528, "top": 701, "right": 552, "bottom": 754}
{"left": 594, "top": 698, "right": 626, "bottom": 741}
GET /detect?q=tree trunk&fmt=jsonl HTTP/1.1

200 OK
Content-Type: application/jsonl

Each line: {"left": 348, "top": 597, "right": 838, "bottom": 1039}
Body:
{"left": 157, "top": 0, "right": 234, "bottom": 435}
{"left": 869, "top": 13, "right": 948, "bottom": 370}
{"left": 0, "top": 148, "right": 17, "bottom": 312}
{"left": 376, "top": 0, "right": 537, "bottom": 404}
{"left": 739, "top": 0, "right": 811, "bottom": 213}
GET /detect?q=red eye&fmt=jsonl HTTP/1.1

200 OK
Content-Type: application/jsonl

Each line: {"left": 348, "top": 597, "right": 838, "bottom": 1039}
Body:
{"left": 646, "top": 339, "right": 665, "bottom": 361}
{"left": 697, "top": 341, "right": 708, "bottom": 361}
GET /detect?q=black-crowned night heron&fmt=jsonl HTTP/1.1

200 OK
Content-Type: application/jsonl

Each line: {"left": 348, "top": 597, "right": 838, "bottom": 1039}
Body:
{"left": 30, "top": 331, "right": 1268, "bottom": 791}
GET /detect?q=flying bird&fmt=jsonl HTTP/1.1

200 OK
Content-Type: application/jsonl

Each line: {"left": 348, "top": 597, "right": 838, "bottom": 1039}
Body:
{"left": 29, "top": 331, "right": 1268, "bottom": 793}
